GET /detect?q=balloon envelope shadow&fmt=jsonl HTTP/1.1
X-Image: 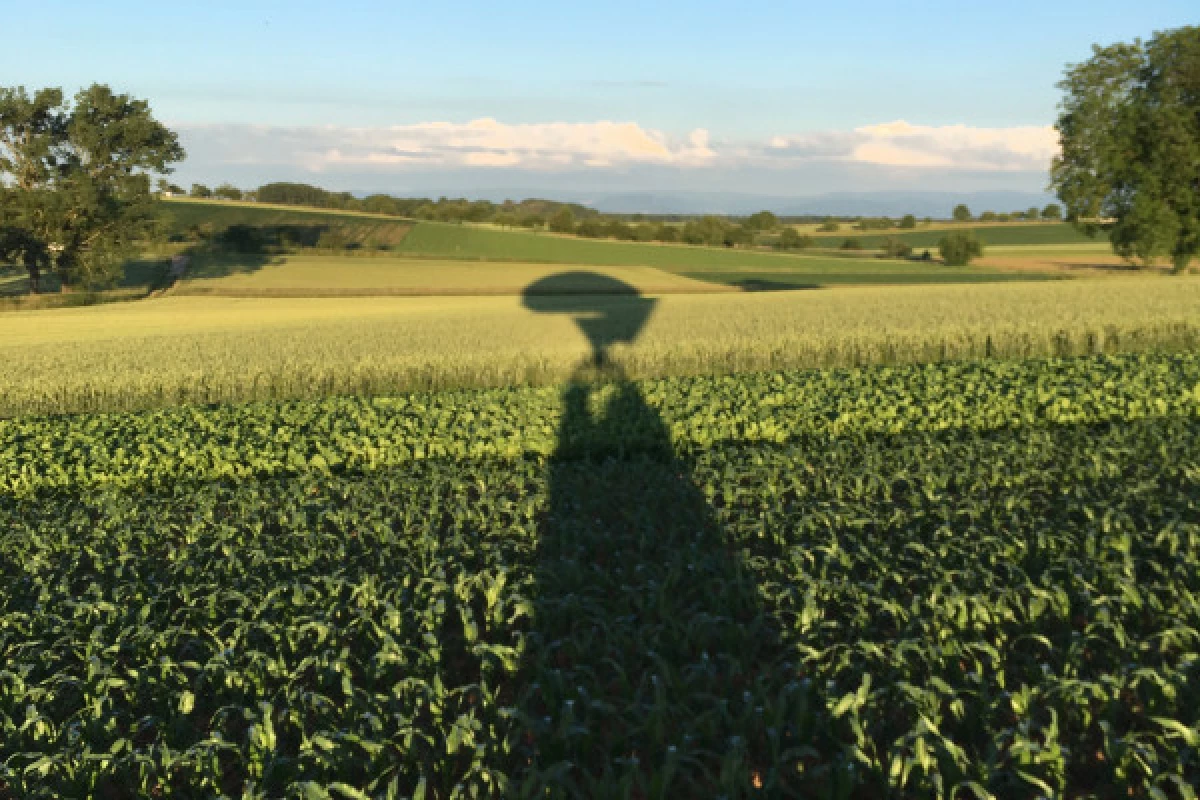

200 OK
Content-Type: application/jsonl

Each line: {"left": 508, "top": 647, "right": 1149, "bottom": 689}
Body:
{"left": 512, "top": 272, "right": 790, "bottom": 795}
{"left": 523, "top": 271, "right": 657, "bottom": 368}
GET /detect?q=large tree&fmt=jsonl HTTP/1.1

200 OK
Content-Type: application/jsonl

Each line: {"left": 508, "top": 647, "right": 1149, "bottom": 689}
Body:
{"left": 1051, "top": 26, "right": 1200, "bottom": 273}
{"left": 0, "top": 84, "right": 183, "bottom": 291}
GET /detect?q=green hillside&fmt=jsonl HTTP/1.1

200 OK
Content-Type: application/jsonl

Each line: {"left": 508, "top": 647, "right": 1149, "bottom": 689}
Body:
{"left": 810, "top": 223, "right": 1104, "bottom": 249}
{"left": 159, "top": 199, "right": 414, "bottom": 248}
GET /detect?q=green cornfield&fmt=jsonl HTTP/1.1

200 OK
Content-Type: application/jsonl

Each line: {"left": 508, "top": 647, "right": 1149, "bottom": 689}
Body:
{"left": 2, "top": 352, "right": 1199, "bottom": 797}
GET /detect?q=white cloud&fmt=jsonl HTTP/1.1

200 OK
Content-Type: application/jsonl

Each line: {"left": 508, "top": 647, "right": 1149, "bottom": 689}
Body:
{"left": 765, "top": 121, "right": 1058, "bottom": 172}
{"left": 179, "top": 118, "right": 717, "bottom": 172}
{"left": 850, "top": 121, "right": 1058, "bottom": 171}
{"left": 176, "top": 118, "right": 1056, "bottom": 178}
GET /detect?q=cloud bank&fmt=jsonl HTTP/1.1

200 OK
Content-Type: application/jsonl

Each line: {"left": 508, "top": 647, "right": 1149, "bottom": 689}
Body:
{"left": 178, "top": 118, "right": 1056, "bottom": 175}
{"left": 768, "top": 121, "right": 1058, "bottom": 172}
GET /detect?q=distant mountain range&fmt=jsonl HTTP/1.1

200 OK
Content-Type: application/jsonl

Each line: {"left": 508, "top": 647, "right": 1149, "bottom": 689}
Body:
{"left": 379, "top": 188, "right": 1059, "bottom": 218}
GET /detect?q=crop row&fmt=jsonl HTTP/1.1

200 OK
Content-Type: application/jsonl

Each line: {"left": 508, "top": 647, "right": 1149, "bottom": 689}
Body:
{"left": 2, "top": 390, "right": 1198, "bottom": 796}
{"left": 1, "top": 351, "right": 1197, "bottom": 497}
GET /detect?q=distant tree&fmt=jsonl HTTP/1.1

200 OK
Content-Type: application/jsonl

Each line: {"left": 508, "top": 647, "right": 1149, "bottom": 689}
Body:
{"left": 607, "top": 220, "right": 636, "bottom": 241}
{"left": 840, "top": 237, "right": 864, "bottom": 250}
{"left": 0, "top": 84, "right": 184, "bottom": 290}
{"left": 492, "top": 211, "right": 519, "bottom": 228}
{"left": 952, "top": 204, "right": 972, "bottom": 222}
{"left": 744, "top": 210, "right": 778, "bottom": 231}
{"left": 682, "top": 216, "right": 734, "bottom": 247}
{"left": 548, "top": 208, "right": 575, "bottom": 234}
{"left": 1026, "top": 206, "right": 1040, "bottom": 220}
{"left": 938, "top": 231, "right": 984, "bottom": 266}
{"left": 576, "top": 218, "right": 607, "bottom": 238}
{"left": 899, "top": 214, "right": 917, "bottom": 229}
{"left": 633, "top": 223, "right": 657, "bottom": 242}
{"left": 156, "top": 179, "right": 185, "bottom": 196}
{"left": 723, "top": 224, "right": 753, "bottom": 247}
{"left": 1052, "top": 26, "right": 1200, "bottom": 272}
{"left": 777, "top": 227, "right": 814, "bottom": 250}
{"left": 517, "top": 213, "right": 545, "bottom": 229}
{"left": 654, "top": 223, "right": 679, "bottom": 243}
{"left": 362, "top": 194, "right": 401, "bottom": 215}
{"left": 997, "top": 213, "right": 1012, "bottom": 223}
{"left": 818, "top": 218, "right": 840, "bottom": 232}
{"left": 213, "top": 183, "right": 243, "bottom": 201}
{"left": 979, "top": 211, "right": 998, "bottom": 222}
{"left": 880, "top": 236, "right": 913, "bottom": 258}
{"left": 189, "top": 183, "right": 213, "bottom": 199}
{"left": 1041, "top": 203, "right": 1063, "bottom": 221}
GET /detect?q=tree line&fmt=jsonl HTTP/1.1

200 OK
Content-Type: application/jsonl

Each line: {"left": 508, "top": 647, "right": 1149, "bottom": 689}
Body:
{"left": 3, "top": 26, "right": 1196, "bottom": 294}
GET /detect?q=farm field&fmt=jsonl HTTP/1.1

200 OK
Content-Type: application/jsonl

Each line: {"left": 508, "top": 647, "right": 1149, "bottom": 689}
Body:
{"left": 1, "top": 277, "right": 1198, "bottom": 416}
{"left": 806, "top": 222, "right": 1102, "bottom": 248}
{"left": 175, "top": 257, "right": 729, "bottom": 296}
{"left": 171, "top": 252, "right": 1047, "bottom": 296}
{"left": 2, "top": 351, "right": 1199, "bottom": 797}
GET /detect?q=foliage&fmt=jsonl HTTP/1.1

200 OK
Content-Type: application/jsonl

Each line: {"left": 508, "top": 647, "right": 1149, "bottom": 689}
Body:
{"left": 899, "top": 214, "right": 917, "bottom": 229}
{"left": 880, "top": 237, "right": 913, "bottom": 258}
{"left": 952, "top": 204, "right": 972, "bottom": 222}
{"left": 776, "top": 228, "right": 814, "bottom": 250}
{"left": 1052, "top": 26, "right": 1200, "bottom": 273}
{"left": 818, "top": 218, "right": 841, "bottom": 232}
{"left": 939, "top": 231, "right": 984, "bottom": 266}
{"left": 1, "top": 353, "right": 1199, "bottom": 797}
{"left": 0, "top": 84, "right": 183, "bottom": 290}
{"left": 743, "top": 210, "right": 778, "bottom": 231}
{"left": 547, "top": 208, "right": 575, "bottom": 234}
{"left": 840, "top": 237, "right": 864, "bottom": 250}
{"left": 1042, "top": 203, "right": 1063, "bottom": 221}
{"left": 213, "top": 183, "right": 244, "bottom": 201}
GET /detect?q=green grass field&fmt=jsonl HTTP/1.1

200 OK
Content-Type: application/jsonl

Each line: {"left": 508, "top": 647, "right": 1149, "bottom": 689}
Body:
{"left": 172, "top": 251, "right": 1052, "bottom": 296}
{"left": 808, "top": 222, "right": 1103, "bottom": 249}
{"left": 1, "top": 276, "right": 1196, "bottom": 416}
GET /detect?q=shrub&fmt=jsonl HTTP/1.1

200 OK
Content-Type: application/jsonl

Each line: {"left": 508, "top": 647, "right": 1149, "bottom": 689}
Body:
{"left": 938, "top": 232, "right": 984, "bottom": 266}
{"left": 654, "top": 224, "right": 679, "bottom": 243}
{"left": 880, "top": 237, "right": 913, "bottom": 258}
{"left": 777, "top": 228, "right": 814, "bottom": 250}
{"left": 840, "top": 238, "right": 864, "bottom": 250}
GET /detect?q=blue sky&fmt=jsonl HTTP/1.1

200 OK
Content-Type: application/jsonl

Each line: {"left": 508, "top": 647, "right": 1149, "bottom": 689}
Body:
{"left": 4, "top": 1, "right": 1195, "bottom": 199}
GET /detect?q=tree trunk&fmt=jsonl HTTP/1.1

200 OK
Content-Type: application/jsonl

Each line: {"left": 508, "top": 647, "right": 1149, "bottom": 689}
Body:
{"left": 24, "top": 253, "right": 40, "bottom": 294}
{"left": 1172, "top": 252, "right": 1192, "bottom": 274}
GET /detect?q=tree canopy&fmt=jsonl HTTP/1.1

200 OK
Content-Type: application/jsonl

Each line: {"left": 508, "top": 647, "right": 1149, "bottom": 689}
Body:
{"left": 1051, "top": 26, "right": 1200, "bottom": 273}
{"left": 0, "top": 84, "right": 183, "bottom": 290}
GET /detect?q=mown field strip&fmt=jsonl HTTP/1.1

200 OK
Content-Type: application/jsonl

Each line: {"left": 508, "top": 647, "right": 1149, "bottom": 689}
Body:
{"left": 1, "top": 278, "right": 1198, "bottom": 416}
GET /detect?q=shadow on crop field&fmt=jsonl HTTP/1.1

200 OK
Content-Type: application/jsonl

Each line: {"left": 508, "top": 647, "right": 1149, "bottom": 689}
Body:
{"left": 514, "top": 273, "right": 795, "bottom": 797}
